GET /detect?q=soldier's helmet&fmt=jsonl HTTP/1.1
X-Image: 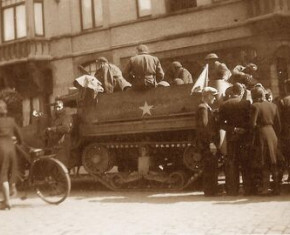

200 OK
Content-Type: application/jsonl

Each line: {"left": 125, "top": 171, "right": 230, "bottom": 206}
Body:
{"left": 0, "top": 100, "right": 7, "bottom": 115}
{"left": 173, "top": 78, "right": 185, "bottom": 85}
{"left": 205, "top": 53, "right": 219, "bottom": 61}
{"left": 171, "top": 61, "right": 182, "bottom": 68}
{"left": 158, "top": 81, "right": 170, "bottom": 87}
{"left": 96, "top": 57, "right": 108, "bottom": 63}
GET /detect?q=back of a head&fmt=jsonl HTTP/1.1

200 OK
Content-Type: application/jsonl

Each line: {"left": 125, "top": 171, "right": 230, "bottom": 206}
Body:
{"left": 251, "top": 86, "right": 265, "bottom": 101}
{"left": 136, "top": 44, "right": 149, "bottom": 54}
{"left": 0, "top": 99, "right": 7, "bottom": 115}
{"left": 232, "top": 82, "right": 244, "bottom": 96}
{"left": 172, "top": 61, "right": 182, "bottom": 69}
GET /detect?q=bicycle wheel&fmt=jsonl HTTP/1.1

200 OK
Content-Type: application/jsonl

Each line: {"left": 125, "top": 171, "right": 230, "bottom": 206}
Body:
{"left": 30, "top": 157, "right": 71, "bottom": 205}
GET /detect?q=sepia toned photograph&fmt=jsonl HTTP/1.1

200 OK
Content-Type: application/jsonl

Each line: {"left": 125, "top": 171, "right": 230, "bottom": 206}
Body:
{"left": 1, "top": 0, "right": 290, "bottom": 234}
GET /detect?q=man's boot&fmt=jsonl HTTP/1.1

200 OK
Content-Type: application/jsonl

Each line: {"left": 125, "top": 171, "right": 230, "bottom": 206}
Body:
{"left": 271, "top": 164, "right": 281, "bottom": 195}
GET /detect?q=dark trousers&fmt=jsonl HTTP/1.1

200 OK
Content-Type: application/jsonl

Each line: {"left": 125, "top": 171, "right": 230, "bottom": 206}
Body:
{"left": 225, "top": 139, "right": 253, "bottom": 195}
{"left": 202, "top": 149, "right": 218, "bottom": 196}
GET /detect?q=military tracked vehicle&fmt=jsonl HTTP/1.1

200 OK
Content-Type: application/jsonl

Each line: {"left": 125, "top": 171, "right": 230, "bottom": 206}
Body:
{"left": 23, "top": 80, "right": 228, "bottom": 191}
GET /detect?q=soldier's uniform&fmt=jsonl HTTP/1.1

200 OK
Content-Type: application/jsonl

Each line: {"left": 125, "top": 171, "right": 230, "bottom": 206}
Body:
{"left": 196, "top": 87, "right": 219, "bottom": 196}
{"left": 167, "top": 61, "right": 193, "bottom": 85}
{"left": 123, "top": 45, "right": 164, "bottom": 89}
{"left": 205, "top": 53, "right": 232, "bottom": 81}
{"left": 219, "top": 93, "right": 252, "bottom": 195}
{"left": 95, "top": 57, "right": 131, "bottom": 93}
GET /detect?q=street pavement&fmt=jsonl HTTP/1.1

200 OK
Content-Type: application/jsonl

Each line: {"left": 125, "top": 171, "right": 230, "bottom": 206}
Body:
{"left": 1, "top": 176, "right": 290, "bottom": 235}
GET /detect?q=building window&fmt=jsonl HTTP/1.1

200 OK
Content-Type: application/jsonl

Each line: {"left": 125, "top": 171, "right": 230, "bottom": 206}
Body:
{"left": 34, "top": 1, "right": 44, "bottom": 36}
{"left": 80, "top": 0, "right": 103, "bottom": 30}
{"left": 81, "top": 61, "right": 97, "bottom": 76}
{"left": 2, "top": 0, "right": 27, "bottom": 41}
{"left": 167, "top": 0, "right": 197, "bottom": 13}
{"left": 137, "top": 0, "right": 152, "bottom": 17}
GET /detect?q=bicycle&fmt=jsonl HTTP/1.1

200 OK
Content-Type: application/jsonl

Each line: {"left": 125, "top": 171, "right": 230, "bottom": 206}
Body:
{"left": 16, "top": 143, "right": 71, "bottom": 205}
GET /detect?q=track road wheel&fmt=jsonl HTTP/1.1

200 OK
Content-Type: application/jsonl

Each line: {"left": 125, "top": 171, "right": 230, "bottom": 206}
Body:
{"left": 168, "top": 171, "right": 186, "bottom": 190}
{"left": 31, "top": 157, "right": 71, "bottom": 204}
{"left": 183, "top": 146, "right": 203, "bottom": 171}
{"left": 82, "top": 144, "right": 112, "bottom": 174}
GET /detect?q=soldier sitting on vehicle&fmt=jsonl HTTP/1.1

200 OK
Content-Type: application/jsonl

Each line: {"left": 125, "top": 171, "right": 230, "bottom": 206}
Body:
{"left": 230, "top": 63, "right": 258, "bottom": 89}
{"left": 95, "top": 57, "right": 132, "bottom": 93}
{"left": 205, "top": 53, "right": 232, "bottom": 81}
{"left": 123, "top": 44, "right": 164, "bottom": 89}
{"left": 166, "top": 61, "right": 193, "bottom": 85}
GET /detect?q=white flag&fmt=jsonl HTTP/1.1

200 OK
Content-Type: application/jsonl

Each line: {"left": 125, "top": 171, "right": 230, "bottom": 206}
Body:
{"left": 191, "top": 64, "right": 209, "bottom": 94}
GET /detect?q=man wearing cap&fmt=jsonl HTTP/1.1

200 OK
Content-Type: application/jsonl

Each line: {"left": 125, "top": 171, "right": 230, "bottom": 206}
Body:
{"left": 166, "top": 61, "right": 193, "bottom": 85}
{"left": 46, "top": 100, "right": 73, "bottom": 167}
{"left": 205, "top": 53, "right": 231, "bottom": 81}
{"left": 123, "top": 44, "right": 164, "bottom": 89}
{"left": 95, "top": 57, "right": 131, "bottom": 93}
{"left": 196, "top": 86, "right": 219, "bottom": 196}
{"left": 219, "top": 82, "right": 253, "bottom": 195}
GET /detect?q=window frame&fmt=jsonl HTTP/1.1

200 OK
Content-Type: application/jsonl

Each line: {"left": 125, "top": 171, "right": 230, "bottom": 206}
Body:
{"left": 1, "top": 1, "right": 27, "bottom": 42}
{"left": 136, "top": 0, "right": 152, "bottom": 18}
{"left": 79, "top": 0, "right": 103, "bottom": 31}
{"left": 33, "top": 0, "right": 45, "bottom": 37}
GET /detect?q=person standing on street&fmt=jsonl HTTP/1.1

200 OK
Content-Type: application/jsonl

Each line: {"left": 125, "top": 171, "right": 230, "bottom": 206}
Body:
{"left": 251, "top": 87, "right": 281, "bottom": 195}
{"left": 46, "top": 100, "right": 73, "bottom": 168}
{"left": 0, "top": 99, "right": 23, "bottom": 210}
{"left": 123, "top": 44, "right": 164, "bottom": 89}
{"left": 219, "top": 83, "right": 253, "bottom": 195}
{"left": 196, "top": 87, "right": 219, "bottom": 196}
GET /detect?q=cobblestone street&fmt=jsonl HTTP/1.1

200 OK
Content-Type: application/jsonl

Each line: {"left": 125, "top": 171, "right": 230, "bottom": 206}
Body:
{"left": 1, "top": 177, "right": 290, "bottom": 235}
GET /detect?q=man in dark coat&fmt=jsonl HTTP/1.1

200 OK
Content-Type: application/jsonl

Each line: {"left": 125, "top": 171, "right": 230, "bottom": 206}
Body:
{"left": 251, "top": 87, "right": 281, "bottom": 195}
{"left": 196, "top": 87, "right": 219, "bottom": 196}
{"left": 95, "top": 57, "right": 131, "bottom": 93}
{"left": 279, "top": 84, "right": 290, "bottom": 181}
{"left": 219, "top": 83, "right": 253, "bottom": 195}
{"left": 46, "top": 100, "right": 73, "bottom": 168}
{"left": 123, "top": 44, "right": 164, "bottom": 89}
{"left": 166, "top": 61, "right": 193, "bottom": 85}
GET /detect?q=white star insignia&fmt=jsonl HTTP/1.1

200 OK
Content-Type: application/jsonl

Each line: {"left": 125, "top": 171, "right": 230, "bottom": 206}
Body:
{"left": 139, "top": 101, "right": 154, "bottom": 117}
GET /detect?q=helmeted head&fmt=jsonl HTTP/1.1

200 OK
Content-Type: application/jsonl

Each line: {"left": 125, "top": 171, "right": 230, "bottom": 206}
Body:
{"left": 158, "top": 81, "right": 170, "bottom": 87}
{"left": 0, "top": 100, "right": 8, "bottom": 115}
{"left": 173, "top": 78, "right": 184, "bottom": 85}
{"left": 136, "top": 44, "right": 149, "bottom": 54}
{"left": 96, "top": 57, "right": 108, "bottom": 64}
{"left": 205, "top": 53, "right": 219, "bottom": 61}
{"left": 171, "top": 61, "right": 182, "bottom": 69}
{"left": 202, "top": 86, "right": 218, "bottom": 105}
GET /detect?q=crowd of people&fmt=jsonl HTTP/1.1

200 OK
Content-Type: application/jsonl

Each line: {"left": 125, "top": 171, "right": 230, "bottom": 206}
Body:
{"left": 198, "top": 81, "right": 290, "bottom": 197}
